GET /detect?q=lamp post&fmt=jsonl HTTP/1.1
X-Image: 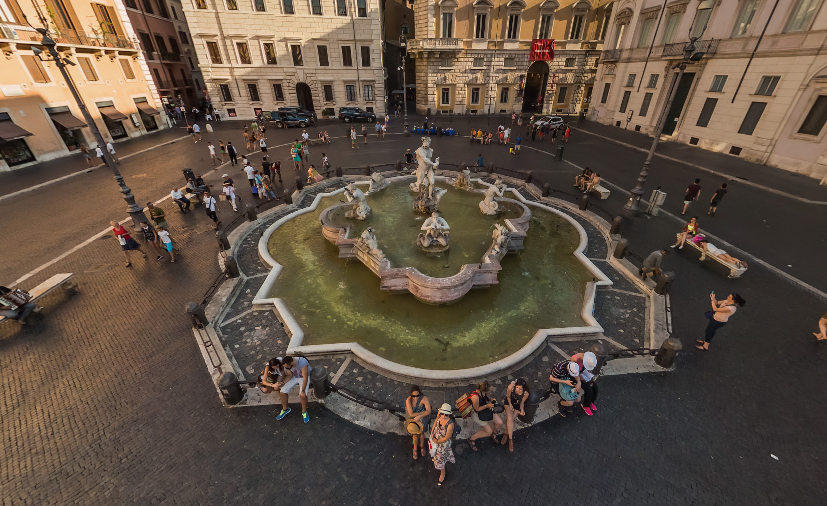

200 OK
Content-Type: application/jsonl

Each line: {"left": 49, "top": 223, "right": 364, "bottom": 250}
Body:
{"left": 399, "top": 34, "right": 410, "bottom": 137}
{"left": 35, "top": 28, "right": 148, "bottom": 228}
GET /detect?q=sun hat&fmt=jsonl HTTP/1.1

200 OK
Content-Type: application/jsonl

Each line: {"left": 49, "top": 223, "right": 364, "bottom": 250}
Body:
{"left": 583, "top": 352, "right": 597, "bottom": 371}
{"left": 438, "top": 403, "right": 452, "bottom": 415}
{"left": 567, "top": 361, "right": 580, "bottom": 377}
{"left": 405, "top": 419, "right": 423, "bottom": 435}
{"left": 222, "top": 173, "right": 229, "bottom": 177}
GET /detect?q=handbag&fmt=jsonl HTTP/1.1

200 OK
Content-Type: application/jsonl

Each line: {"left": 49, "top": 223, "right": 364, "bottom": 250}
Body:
{"left": 705, "top": 310, "right": 714, "bottom": 319}
{"left": 478, "top": 407, "right": 494, "bottom": 422}
{"left": 117, "top": 235, "right": 126, "bottom": 246}
{"left": 455, "top": 393, "right": 473, "bottom": 419}
{"left": 428, "top": 425, "right": 437, "bottom": 457}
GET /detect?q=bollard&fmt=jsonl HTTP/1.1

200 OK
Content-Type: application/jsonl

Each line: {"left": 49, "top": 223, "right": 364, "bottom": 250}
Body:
{"left": 610, "top": 216, "right": 623, "bottom": 235}
{"left": 245, "top": 203, "right": 257, "bottom": 222}
{"left": 517, "top": 388, "right": 542, "bottom": 424}
{"left": 613, "top": 238, "right": 628, "bottom": 259}
{"left": 185, "top": 302, "right": 208, "bottom": 328}
{"left": 589, "top": 342, "right": 607, "bottom": 376}
{"left": 578, "top": 193, "right": 589, "bottom": 210}
{"left": 310, "top": 366, "right": 330, "bottom": 399}
{"left": 524, "top": 171, "right": 533, "bottom": 184}
{"left": 395, "top": 160, "right": 402, "bottom": 171}
{"left": 459, "top": 162, "right": 466, "bottom": 174}
{"left": 488, "top": 162, "right": 494, "bottom": 175}
{"left": 224, "top": 255, "right": 240, "bottom": 278}
{"left": 284, "top": 192, "right": 293, "bottom": 204}
{"left": 296, "top": 178, "right": 304, "bottom": 191}
{"left": 364, "top": 164, "right": 371, "bottom": 176}
{"left": 216, "top": 230, "right": 230, "bottom": 251}
{"left": 217, "top": 371, "right": 244, "bottom": 405}
{"left": 542, "top": 183, "right": 550, "bottom": 197}
{"left": 655, "top": 271, "right": 674, "bottom": 295}
{"left": 654, "top": 337, "right": 682, "bottom": 368}
{"left": 556, "top": 146, "right": 564, "bottom": 161}
{"left": 335, "top": 166, "right": 343, "bottom": 177}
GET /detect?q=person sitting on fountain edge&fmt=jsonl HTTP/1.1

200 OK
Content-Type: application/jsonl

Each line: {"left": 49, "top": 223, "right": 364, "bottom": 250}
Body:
{"left": 275, "top": 356, "right": 314, "bottom": 423}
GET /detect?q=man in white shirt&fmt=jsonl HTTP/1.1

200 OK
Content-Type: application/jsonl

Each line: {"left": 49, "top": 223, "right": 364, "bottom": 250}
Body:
{"left": 170, "top": 187, "right": 191, "bottom": 212}
{"left": 243, "top": 164, "right": 256, "bottom": 187}
{"left": 301, "top": 130, "right": 310, "bottom": 142}
{"left": 192, "top": 123, "right": 201, "bottom": 142}
{"left": 259, "top": 137, "right": 267, "bottom": 155}
{"left": 95, "top": 146, "right": 108, "bottom": 166}
{"left": 203, "top": 190, "right": 219, "bottom": 226}
{"left": 208, "top": 141, "right": 217, "bottom": 165}
{"left": 222, "top": 182, "right": 238, "bottom": 211}
{"left": 106, "top": 141, "right": 119, "bottom": 164}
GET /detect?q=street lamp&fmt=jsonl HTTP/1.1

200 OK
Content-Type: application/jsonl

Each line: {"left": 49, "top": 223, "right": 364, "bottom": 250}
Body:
{"left": 399, "top": 34, "right": 410, "bottom": 137}
{"left": 34, "top": 28, "right": 148, "bottom": 228}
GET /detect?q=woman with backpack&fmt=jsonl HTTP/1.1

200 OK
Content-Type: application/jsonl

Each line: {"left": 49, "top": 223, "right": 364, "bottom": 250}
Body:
{"left": 430, "top": 403, "right": 455, "bottom": 485}
{"left": 405, "top": 385, "right": 431, "bottom": 460}
{"left": 501, "top": 378, "right": 529, "bottom": 452}
{"left": 467, "top": 380, "right": 503, "bottom": 451}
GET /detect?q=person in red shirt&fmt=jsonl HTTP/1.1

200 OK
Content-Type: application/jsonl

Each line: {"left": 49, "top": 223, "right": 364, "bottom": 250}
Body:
{"left": 110, "top": 220, "right": 147, "bottom": 267}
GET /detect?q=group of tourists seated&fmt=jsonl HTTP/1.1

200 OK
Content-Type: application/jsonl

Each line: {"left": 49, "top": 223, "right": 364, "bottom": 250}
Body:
{"left": 575, "top": 167, "right": 601, "bottom": 192}
{"left": 470, "top": 129, "right": 494, "bottom": 144}
{"left": 412, "top": 125, "right": 456, "bottom": 136}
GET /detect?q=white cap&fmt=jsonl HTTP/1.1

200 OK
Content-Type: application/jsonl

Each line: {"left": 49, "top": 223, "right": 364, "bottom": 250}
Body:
{"left": 583, "top": 352, "right": 597, "bottom": 371}
{"left": 222, "top": 173, "right": 229, "bottom": 177}
{"left": 567, "top": 361, "right": 580, "bottom": 377}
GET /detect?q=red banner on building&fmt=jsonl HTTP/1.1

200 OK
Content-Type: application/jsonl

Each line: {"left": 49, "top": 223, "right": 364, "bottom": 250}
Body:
{"left": 531, "top": 39, "right": 555, "bottom": 61}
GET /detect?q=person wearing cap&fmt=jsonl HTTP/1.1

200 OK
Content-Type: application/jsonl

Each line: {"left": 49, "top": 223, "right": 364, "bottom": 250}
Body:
{"left": 572, "top": 352, "right": 599, "bottom": 416}
{"left": 404, "top": 385, "right": 431, "bottom": 460}
{"left": 501, "top": 378, "right": 529, "bottom": 452}
{"left": 549, "top": 359, "right": 581, "bottom": 417}
{"left": 222, "top": 181, "right": 238, "bottom": 212}
{"left": 430, "top": 403, "right": 455, "bottom": 485}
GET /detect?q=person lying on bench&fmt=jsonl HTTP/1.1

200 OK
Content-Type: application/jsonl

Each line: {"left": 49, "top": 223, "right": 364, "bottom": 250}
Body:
{"left": 0, "top": 286, "right": 37, "bottom": 324}
{"left": 575, "top": 167, "right": 592, "bottom": 190}
{"left": 697, "top": 239, "right": 748, "bottom": 268}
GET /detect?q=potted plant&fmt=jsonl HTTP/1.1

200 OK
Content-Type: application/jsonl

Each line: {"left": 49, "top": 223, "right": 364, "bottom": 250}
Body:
{"left": 321, "top": 107, "right": 335, "bottom": 119}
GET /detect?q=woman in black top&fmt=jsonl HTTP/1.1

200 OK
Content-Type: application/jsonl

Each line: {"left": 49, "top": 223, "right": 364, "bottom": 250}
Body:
{"left": 501, "top": 379, "right": 529, "bottom": 452}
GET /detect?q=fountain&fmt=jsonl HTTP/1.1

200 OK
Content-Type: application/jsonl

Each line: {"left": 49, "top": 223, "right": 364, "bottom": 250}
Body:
{"left": 417, "top": 211, "right": 450, "bottom": 252}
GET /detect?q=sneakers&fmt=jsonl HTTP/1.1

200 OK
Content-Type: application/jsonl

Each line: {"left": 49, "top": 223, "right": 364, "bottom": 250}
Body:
{"left": 679, "top": 244, "right": 684, "bottom": 249}
{"left": 670, "top": 245, "right": 677, "bottom": 249}
{"left": 583, "top": 406, "right": 594, "bottom": 416}
{"left": 302, "top": 411, "right": 310, "bottom": 424}
{"left": 590, "top": 403, "right": 597, "bottom": 411}
{"left": 276, "top": 407, "right": 291, "bottom": 420}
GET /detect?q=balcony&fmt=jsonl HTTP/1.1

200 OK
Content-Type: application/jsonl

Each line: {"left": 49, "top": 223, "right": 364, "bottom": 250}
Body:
{"left": 160, "top": 51, "right": 182, "bottom": 62}
{"left": 662, "top": 39, "right": 719, "bottom": 57}
{"left": 408, "top": 38, "right": 462, "bottom": 51}
{"left": 10, "top": 29, "right": 136, "bottom": 50}
{"left": 601, "top": 49, "right": 622, "bottom": 61}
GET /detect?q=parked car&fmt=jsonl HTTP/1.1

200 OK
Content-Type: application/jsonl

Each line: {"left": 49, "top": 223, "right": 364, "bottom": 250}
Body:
{"left": 271, "top": 111, "right": 313, "bottom": 128}
{"left": 338, "top": 107, "right": 376, "bottom": 123}
{"left": 277, "top": 106, "right": 317, "bottom": 122}
{"left": 533, "top": 115, "right": 564, "bottom": 129}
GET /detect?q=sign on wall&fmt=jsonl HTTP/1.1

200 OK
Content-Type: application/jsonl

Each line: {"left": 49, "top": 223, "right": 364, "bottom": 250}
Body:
{"left": 531, "top": 39, "right": 555, "bottom": 61}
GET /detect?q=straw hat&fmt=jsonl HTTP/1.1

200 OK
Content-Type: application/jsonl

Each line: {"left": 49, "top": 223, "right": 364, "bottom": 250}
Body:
{"left": 405, "top": 418, "right": 423, "bottom": 435}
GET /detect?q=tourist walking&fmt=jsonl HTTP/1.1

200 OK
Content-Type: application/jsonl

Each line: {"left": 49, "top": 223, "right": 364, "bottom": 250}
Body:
{"left": 111, "top": 220, "right": 147, "bottom": 267}
{"left": 272, "top": 160, "right": 282, "bottom": 182}
{"left": 641, "top": 248, "right": 669, "bottom": 279}
{"left": 227, "top": 142, "right": 238, "bottom": 166}
{"left": 671, "top": 216, "right": 700, "bottom": 249}
{"left": 170, "top": 187, "right": 191, "bottom": 212}
{"left": 504, "top": 127, "right": 511, "bottom": 145}
{"left": 259, "top": 137, "right": 268, "bottom": 156}
{"left": 146, "top": 202, "right": 167, "bottom": 229}
{"left": 222, "top": 181, "right": 238, "bottom": 211}
{"left": 192, "top": 123, "right": 201, "bottom": 142}
{"left": 243, "top": 162, "right": 256, "bottom": 187}
{"left": 404, "top": 385, "right": 431, "bottom": 460}
{"left": 571, "top": 352, "right": 599, "bottom": 415}
{"left": 430, "top": 404, "right": 455, "bottom": 485}
{"left": 156, "top": 224, "right": 175, "bottom": 262}
{"left": 696, "top": 292, "right": 746, "bottom": 351}
{"left": 362, "top": 124, "right": 368, "bottom": 144}
{"left": 405, "top": 148, "right": 414, "bottom": 169}
{"left": 208, "top": 142, "right": 217, "bottom": 166}
{"left": 549, "top": 359, "right": 581, "bottom": 417}
{"left": 80, "top": 144, "right": 94, "bottom": 167}
{"left": 814, "top": 311, "right": 827, "bottom": 341}
{"left": 564, "top": 126, "right": 571, "bottom": 143}
{"left": 106, "top": 141, "right": 119, "bottom": 164}
{"left": 218, "top": 141, "right": 227, "bottom": 163}
{"left": 275, "top": 356, "right": 313, "bottom": 423}
{"left": 302, "top": 141, "right": 310, "bottom": 161}
{"left": 501, "top": 378, "right": 528, "bottom": 452}
{"left": 95, "top": 145, "right": 108, "bottom": 167}
{"left": 682, "top": 178, "right": 702, "bottom": 215}
{"left": 708, "top": 183, "right": 728, "bottom": 216}
{"left": 321, "top": 153, "right": 330, "bottom": 172}
{"left": 203, "top": 190, "right": 219, "bottom": 226}
{"left": 477, "top": 154, "right": 484, "bottom": 167}
{"left": 261, "top": 174, "right": 277, "bottom": 200}
{"left": 424, "top": 116, "right": 428, "bottom": 130}
{"left": 243, "top": 128, "right": 251, "bottom": 151}
{"left": 467, "top": 380, "right": 503, "bottom": 451}
{"left": 350, "top": 127, "right": 358, "bottom": 149}
{"left": 139, "top": 221, "right": 163, "bottom": 260}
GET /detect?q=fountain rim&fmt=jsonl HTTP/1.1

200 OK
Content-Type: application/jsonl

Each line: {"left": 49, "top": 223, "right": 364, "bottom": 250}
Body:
{"left": 253, "top": 174, "right": 613, "bottom": 381}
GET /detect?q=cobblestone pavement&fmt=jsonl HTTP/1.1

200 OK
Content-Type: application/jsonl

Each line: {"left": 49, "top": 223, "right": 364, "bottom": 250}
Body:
{"left": 1, "top": 119, "right": 826, "bottom": 505}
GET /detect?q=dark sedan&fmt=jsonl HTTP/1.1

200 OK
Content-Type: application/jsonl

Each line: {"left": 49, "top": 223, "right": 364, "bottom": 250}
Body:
{"left": 278, "top": 106, "right": 317, "bottom": 122}
{"left": 338, "top": 107, "right": 376, "bottom": 123}
{"left": 272, "top": 111, "right": 313, "bottom": 128}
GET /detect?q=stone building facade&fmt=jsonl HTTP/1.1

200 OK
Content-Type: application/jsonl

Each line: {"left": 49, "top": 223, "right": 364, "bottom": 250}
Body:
{"left": 181, "top": 0, "right": 386, "bottom": 120}
{"left": 407, "top": 0, "right": 614, "bottom": 116}
{"left": 593, "top": 0, "right": 827, "bottom": 182}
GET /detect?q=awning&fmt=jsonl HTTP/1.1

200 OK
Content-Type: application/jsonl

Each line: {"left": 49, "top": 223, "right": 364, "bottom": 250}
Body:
{"left": 135, "top": 103, "right": 160, "bottom": 116}
{"left": 98, "top": 106, "right": 128, "bottom": 121}
{"left": 50, "top": 111, "right": 87, "bottom": 130}
{"left": 0, "top": 121, "right": 34, "bottom": 141}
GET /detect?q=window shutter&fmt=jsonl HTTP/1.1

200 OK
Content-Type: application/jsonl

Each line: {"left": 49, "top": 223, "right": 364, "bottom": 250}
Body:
{"left": 696, "top": 98, "right": 718, "bottom": 127}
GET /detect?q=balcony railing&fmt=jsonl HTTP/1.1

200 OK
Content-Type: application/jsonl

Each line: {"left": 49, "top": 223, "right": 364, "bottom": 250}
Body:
{"left": 408, "top": 38, "right": 462, "bottom": 50}
{"left": 601, "top": 49, "right": 622, "bottom": 61}
{"left": 160, "top": 51, "right": 182, "bottom": 62}
{"left": 662, "top": 39, "right": 718, "bottom": 57}
{"left": 12, "top": 29, "right": 136, "bottom": 50}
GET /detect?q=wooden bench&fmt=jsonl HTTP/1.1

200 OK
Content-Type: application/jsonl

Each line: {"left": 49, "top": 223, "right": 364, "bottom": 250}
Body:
{"left": 676, "top": 234, "right": 747, "bottom": 278}
{"left": 0, "top": 273, "right": 77, "bottom": 324}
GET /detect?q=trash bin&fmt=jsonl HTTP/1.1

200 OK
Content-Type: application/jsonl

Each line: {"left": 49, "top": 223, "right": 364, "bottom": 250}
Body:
{"left": 217, "top": 372, "right": 244, "bottom": 405}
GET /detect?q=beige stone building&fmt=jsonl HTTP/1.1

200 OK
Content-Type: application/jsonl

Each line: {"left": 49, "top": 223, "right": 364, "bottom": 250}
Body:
{"left": 406, "top": 0, "right": 615, "bottom": 116}
{"left": 181, "top": 0, "right": 386, "bottom": 120}
{"left": 593, "top": 0, "right": 827, "bottom": 181}
{"left": 0, "top": 0, "right": 166, "bottom": 171}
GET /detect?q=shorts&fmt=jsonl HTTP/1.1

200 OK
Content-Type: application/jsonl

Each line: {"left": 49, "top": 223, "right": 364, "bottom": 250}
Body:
{"left": 163, "top": 241, "right": 173, "bottom": 252}
{"left": 121, "top": 238, "right": 141, "bottom": 251}
{"left": 261, "top": 147, "right": 268, "bottom": 153}
{"left": 470, "top": 410, "right": 491, "bottom": 427}
{"left": 280, "top": 375, "right": 312, "bottom": 397}
{"left": 710, "top": 200, "right": 719, "bottom": 207}
{"left": 559, "top": 383, "right": 579, "bottom": 402}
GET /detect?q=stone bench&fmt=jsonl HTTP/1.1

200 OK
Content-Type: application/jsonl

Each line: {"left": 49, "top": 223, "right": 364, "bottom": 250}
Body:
{"left": 676, "top": 234, "right": 747, "bottom": 278}
{"left": 469, "top": 136, "right": 484, "bottom": 144}
{"left": 307, "top": 138, "right": 325, "bottom": 147}
{"left": 592, "top": 184, "right": 610, "bottom": 200}
{"left": 0, "top": 273, "right": 77, "bottom": 324}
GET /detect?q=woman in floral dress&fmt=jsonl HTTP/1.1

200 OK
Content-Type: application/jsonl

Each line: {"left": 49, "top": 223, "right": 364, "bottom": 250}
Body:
{"left": 431, "top": 404, "right": 455, "bottom": 485}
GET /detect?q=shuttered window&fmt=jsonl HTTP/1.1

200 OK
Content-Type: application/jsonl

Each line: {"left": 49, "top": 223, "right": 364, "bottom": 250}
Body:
{"left": 77, "top": 56, "right": 99, "bottom": 81}
{"left": 738, "top": 102, "right": 767, "bottom": 135}
{"left": 601, "top": 83, "right": 611, "bottom": 104}
{"left": 797, "top": 95, "right": 827, "bottom": 136}
{"left": 619, "top": 90, "right": 631, "bottom": 113}
{"left": 21, "top": 55, "right": 50, "bottom": 83}
{"left": 639, "top": 93, "right": 652, "bottom": 117}
{"left": 119, "top": 59, "right": 136, "bottom": 80}
{"left": 696, "top": 98, "right": 718, "bottom": 127}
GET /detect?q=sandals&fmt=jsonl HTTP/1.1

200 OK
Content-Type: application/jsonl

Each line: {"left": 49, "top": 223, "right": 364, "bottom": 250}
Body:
{"left": 500, "top": 434, "right": 508, "bottom": 445}
{"left": 509, "top": 437, "right": 514, "bottom": 453}
{"left": 696, "top": 340, "right": 705, "bottom": 345}
{"left": 421, "top": 447, "right": 426, "bottom": 457}
{"left": 438, "top": 475, "right": 445, "bottom": 485}
{"left": 468, "top": 440, "right": 478, "bottom": 452}
{"left": 491, "top": 433, "right": 500, "bottom": 444}
{"left": 413, "top": 448, "right": 418, "bottom": 460}
{"left": 695, "top": 345, "right": 709, "bottom": 351}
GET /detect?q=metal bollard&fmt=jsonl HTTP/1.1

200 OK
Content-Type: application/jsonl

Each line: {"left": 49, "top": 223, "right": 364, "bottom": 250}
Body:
{"left": 655, "top": 271, "right": 674, "bottom": 295}
{"left": 590, "top": 342, "right": 607, "bottom": 376}
{"left": 517, "top": 388, "right": 542, "bottom": 424}
{"left": 613, "top": 238, "right": 628, "bottom": 259}
{"left": 245, "top": 203, "right": 257, "bottom": 222}
{"left": 610, "top": 216, "right": 623, "bottom": 235}
{"left": 335, "top": 166, "right": 343, "bottom": 177}
{"left": 217, "top": 371, "right": 244, "bottom": 405}
{"left": 654, "top": 337, "right": 682, "bottom": 368}
{"left": 296, "top": 178, "right": 304, "bottom": 191}
{"left": 556, "top": 146, "right": 564, "bottom": 161}
{"left": 395, "top": 160, "right": 402, "bottom": 171}
{"left": 224, "top": 255, "right": 240, "bottom": 278}
{"left": 216, "top": 230, "right": 230, "bottom": 251}
{"left": 185, "top": 302, "right": 208, "bottom": 328}
{"left": 364, "top": 164, "right": 371, "bottom": 176}
{"left": 542, "top": 183, "right": 550, "bottom": 197}
{"left": 310, "top": 366, "right": 330, "bottom": 400}
{"left": 578, "top": 193, "right": 589, "bottom": 210}
{"left": 524, "top": 171, "right": 533, "bottom": 184}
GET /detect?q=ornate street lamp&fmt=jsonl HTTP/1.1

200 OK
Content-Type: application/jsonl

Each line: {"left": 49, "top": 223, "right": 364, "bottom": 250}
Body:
{"left": 400, "top": 34, "right": 410, "bottom": 137}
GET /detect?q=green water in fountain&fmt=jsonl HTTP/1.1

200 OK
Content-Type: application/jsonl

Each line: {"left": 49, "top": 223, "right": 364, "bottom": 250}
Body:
{"left": 267, "top": 182, "right": 594, "bottom": 370}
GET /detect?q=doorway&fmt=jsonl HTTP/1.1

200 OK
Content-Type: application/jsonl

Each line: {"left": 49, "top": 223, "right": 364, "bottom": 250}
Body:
{"left": 662, "top": 72, "right": 695, "bottom": 136}
{"left": 296, "top": 83, "right": 315, "bottom": 111}
{"left": 522, "top": 61, "right": 550, "bottom": 113}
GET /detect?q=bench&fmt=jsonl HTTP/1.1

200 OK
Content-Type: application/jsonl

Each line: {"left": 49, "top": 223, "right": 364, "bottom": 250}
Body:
{"left": 676, "top": 234, "right": 747, "bottom": 278}
{"left": 592, "top": 184, "right": 610, "bottom": 200}
{"left": 308, "top": 138, "right": 326, "bottom": 147}
{"left": 0, "top": 273, "right": 77, "bottom": 324}
{"left": 470, "top": 136, "right": 483, "bottom": 144}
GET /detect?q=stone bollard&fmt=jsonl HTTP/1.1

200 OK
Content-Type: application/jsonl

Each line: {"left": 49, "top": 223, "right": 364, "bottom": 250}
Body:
{"left": 364, "top": 164, "right": 371, "bottom": 176}
{"left": 216, "top": 230, "right": 230, "bottom": 251}
{"left": 224, "top": 255, "right": 240, "bottom": 278}
{"left": 296, "top": 178, "right": 304, "bottom": 191}
{"left": 578, "top": 193, "right": 589, "bottom": 210}
{"left": 556, "top": 146, "right": 564, "bottom": 161}
{"left": 654, "top": 337, "right": 682, "bottom": 368}
{"left": 185, "top": 302, "right": 208, "bottom": 328}
{"left": 610, "top": 216, "right": 623, "bottom": 235}
{"left": 310, "top": 366, "right": 330, "bottom": 400}
{"left": 524, "top": 171, "right": 533, "bottom": 184}
{"left": 613, "top": 238, "right": 628, "bottom": 259}
{"left": 517, "top": 388, "right": 542, "bottom": 424}
{"left": 459, "top": 162, "right": 466, "bottom": 174}
{"left": 245, "top": 203, "right": 257, "bottom": 222}
{"left": 488, "top": 162, "right": 494, "bottom": 175}
{"left": 655, "top": 271, "right": 674, "bottom": 295}
{"left": 590, "top": 342, "right": 607, "bottom": 376}
{"left": 217, "top": 371, "right": 244, "bottom": 405}
{"left": 335, "top": 166, "right": 343, "bottom": 177}
{"left": 542, "top": 183, "right": 550, "bottom": 197}
{"left": 284, "top": 192, "right": 293, "bottom": 204}
{"left": 395, "top": 160, "right": 402, "bottom": 172}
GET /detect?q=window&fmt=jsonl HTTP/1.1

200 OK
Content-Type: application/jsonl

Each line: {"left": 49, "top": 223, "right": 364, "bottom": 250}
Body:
{"left": 168, "top": 37, "right": 180, "bottom": 54}
{"left": 153, "top": 68, "right": 163, "bottom": 87}
{"left": 637, "top": 17, "right": 654, "bottom": 47}
{"left": 93, "top": 3, "right": 120, "bottom": 34}
{"left": 500, "top": 87, "right": 509, "bottom": 103}
{"left": 625, "top": 74, "right": 636, "bottom": 87}
{"left": 600, "top": 82, "right": 611, "bottom": 103}
{"left": 273, "top": 83, "right": 284, "bottom": 101}
{"left": 570, "top": 14, "right": 584, "bottom": 39}
{"left": 441, "top": 87, "right": 450, "bottom": 105}
{"left": 154, "top": 34, "right": 168, "bottom": 54}
{"left": 593, "top": 57, "right": 599, "bottom": 67}
{"left": 785, "top": 0, "right": 821, "bottom": 32}
{"left": 142, "top": 0, "right": 153, "bottom": 14}
{"left": 170, "top": 71, "right": 178, "bottom": 87}
{"left": 219, "top": 83, "right": 233, "bottom": 101}
{"left": 195, "top": 0, "right": 206, "bottom": 8}
{"left": 696, "top": 97, "right": 718, "bottom": 127}
{"left": 188, "top": 56, "right": 195, "bottom": 69}
{"left": 619, "top": 90, "right": 631, "bottom": 112}
{"left": 710, "top": 75, "right": 727, "bottom": 92}
{"left": 440, "top": 57, "right": 452, "bottom": 67}
{"left": 475, "top": 13, "right": 487, "bottom": 38}
{"left": 346, "top": 84, "right": 357, "bottom": 101}
{"left": 247, "top": 83, "right": 260, "bottom": 101}
{"left": 357, "top": 0, "right": 366, "bottom": 17}
{"left": 311, "top": 0, "right": 321, "bottom": 15}
{"left": 361, "top": 46, "right": 371, "bottom": 67}
{"left": 691, "top": 7, "right": 712, "bottom": 38}
{"left": 503, "top": 57, "right": 515, "bottom": 67}
{"left": 738, "top": 101, "right": 767, "bottom": 135}
{"left": 401, "top": 24, "right": 409, "bottom": 34}
{"left": 282, "top": 0, "right": 293, "bottom": 14}
{"left": 317, "top": 45, "right": 329, "bottom": 66}
{"left": 646, "top": 74, "right": 659, "bottom": 88}
{"left": 291, "top": 44, "right": 303, "bottom": 66}
{"left": 364, "top": 84, "right": 374, "bottom": 101}
{"left": 732, "top": 0, "right": 758, "bottom": 37}
{"left": 341, "top": 46, "right": 353, "bottom": 66}
{"left": 179, "top": 31, "right": 189, "bottom": 44}
{"left": 180, "top": 69, "right": 188, "bottom": 85}
{"left": 756, "top": 76, "right": 780, "bottom": 96}
{"left": 139, "top": 32, "right": 155, "bottom": 55}
{"left": 539, "top": 15, "right": 552, "bottom": 39}
{"left": 171, "top": 5, "right": 177, "bottom": 18}
{"left": 254, "top": 0, "right": 266, "bottom": 12}
{"left": 442, "top": 12, "right": 454, "bottom": 38}
{"left": 506, "top": 14, "right": 520, "bottom": 39}
{"left": 473, "top": 57, "right": 484, "bottom": 67}
{"left": 226, "top": 0, "right": 238, "bottom": 8}
{"left": 661, "top": 12, "right": 681, "bottom": 44}
{"left": 119, "top": 58, "right": 136, "bottom": 79}
{"left": 75, "top": 56, "right": 98, "bottom": 81}
{"left": 124, "top": 0, "right": 137, "bottom": 8}
{"left": 557, "top": 86, "right": 568, "bottom": 103}
{"left": 236, "top": 42, "right": 251, "bottom": 64}
{"left": 21, "top": 55, "right": 50, "bottom": 83}
{"left": 323, "top": 84, "right": 334, "bottom": 101}
{"left": 336, "top": 0, "right": 346, "bottom": 15}
{"left": 157, "top": 0, "right": 168, "bottom": 17}
{"left": 565, "top": 57, "right": 576, "bottom": 67}
{"left": 263, "top": 43, "right": 277, "bottom": 64}
{"left": 470, "top": 87, "right": 480, "bottom": 105}
{"left": 797, "top": 95, "right": 827, "bottom": 136}
{"left": 613, "top": 23, "right": 626, "bottom": 49}
{"left": 601, "top": 12, "right": 611, "bottom": 39}
{"left": 639, "top": 92, "right": 653, "bottom": 116}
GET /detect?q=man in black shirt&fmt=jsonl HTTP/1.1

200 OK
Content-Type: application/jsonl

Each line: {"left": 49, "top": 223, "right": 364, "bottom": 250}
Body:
{"left": 682, "top": 178, "right": 702, "bottom": 215}
{"left": 404, "top": 149, "right": 414, "bottom": 170}
{"left": 708, "top": 183, "right": 727, "bottom": 216}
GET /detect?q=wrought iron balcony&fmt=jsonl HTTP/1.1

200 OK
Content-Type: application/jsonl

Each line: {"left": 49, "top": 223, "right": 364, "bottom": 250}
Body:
{"left": 160, "top": 51, "right": 182, "bottom": 62}
{"left": 601, "top": 49, "right": 622, "bottom": 61}
{"left": 408, "top": 38, "right": 462, "bottom": 51}
{"left": 662, "top": 39, "right": 718, "bottom": 57}
{"left": 12, "top": 29, "right": 136, "bottom": 50}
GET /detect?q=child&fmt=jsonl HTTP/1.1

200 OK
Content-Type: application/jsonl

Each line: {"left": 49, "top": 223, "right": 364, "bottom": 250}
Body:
{"left": 515, "top": 137, "right": 522, "bottom": 154}
{"left": 157, "top": 225, "right": 175, "bottom": 263}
